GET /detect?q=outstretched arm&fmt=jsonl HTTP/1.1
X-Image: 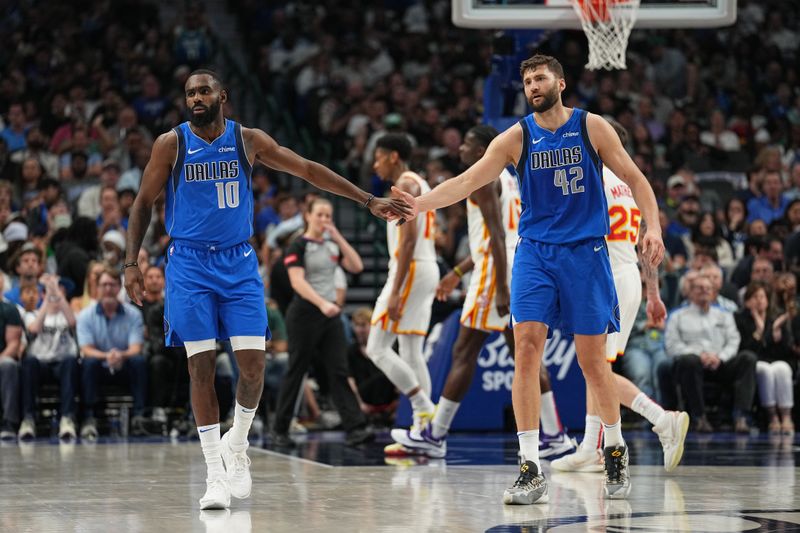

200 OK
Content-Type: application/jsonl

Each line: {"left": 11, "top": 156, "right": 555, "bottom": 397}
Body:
{"left": 393, "top": 124, "right": 523, "bottom": 220}
{"left": 588, "top": 114, "right": 664, "bottom": 268}
{"left": 125, "top": 132, "right": 175, "bottom": 305}
{"left": 245, "top": 128, "right": 412, "bottom": 221}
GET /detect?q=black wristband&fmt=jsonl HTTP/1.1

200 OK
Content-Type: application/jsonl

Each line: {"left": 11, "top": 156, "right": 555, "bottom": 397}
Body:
{"left": 122, "top": 261, "right": 138, "bottom": 270}
{"left": 364, "top": 194, "right": 375, "bottom": 208}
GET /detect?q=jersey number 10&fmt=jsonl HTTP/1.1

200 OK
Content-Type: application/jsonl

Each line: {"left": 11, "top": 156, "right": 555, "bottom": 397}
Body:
{"left": 215, "top": 181, "right": 240, "bottom": 209}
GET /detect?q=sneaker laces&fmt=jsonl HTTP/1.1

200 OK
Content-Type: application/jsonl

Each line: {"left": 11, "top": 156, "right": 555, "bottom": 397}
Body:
{"left": 605, "top": 450, "right": 628, "bottom": 484}
{"left": 512, "top": 463, "right": 540, "bottom": 490}
{"left": 230, "top": 450, "right": 251, "bottom": 475}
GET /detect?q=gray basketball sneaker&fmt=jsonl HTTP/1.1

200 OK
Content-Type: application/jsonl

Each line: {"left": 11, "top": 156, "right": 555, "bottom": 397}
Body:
{"left": 603, "top": 445, "right": 632, "bottom": 499}
{"left": 503, "top": 460, "right": 549, "bottom": 505}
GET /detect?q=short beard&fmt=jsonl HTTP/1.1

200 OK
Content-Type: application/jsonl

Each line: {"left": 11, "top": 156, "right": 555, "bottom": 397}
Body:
{"left": 529, "top": 86, "right": 559, "bottom": 113}
{"left": 189, "top": 98, "right": 221, "bottom": 127}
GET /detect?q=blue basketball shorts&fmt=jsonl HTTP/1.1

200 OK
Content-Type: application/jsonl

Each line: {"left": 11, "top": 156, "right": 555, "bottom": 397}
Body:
{"left": 510, "top": 236, "right": 620, "bottom": 336}
{"left": 164, "top": 240, "right": 270, "bottom": 346}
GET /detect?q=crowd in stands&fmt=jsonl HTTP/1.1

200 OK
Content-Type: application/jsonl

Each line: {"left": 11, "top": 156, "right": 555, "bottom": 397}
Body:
{"left": 0, "top": 0, "right": 798, "bottom": 440}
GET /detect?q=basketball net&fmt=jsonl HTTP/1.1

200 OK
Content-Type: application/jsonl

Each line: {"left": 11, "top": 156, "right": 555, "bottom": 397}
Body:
{"left": 570, "top": 0, "right": 641, "bottom": 70}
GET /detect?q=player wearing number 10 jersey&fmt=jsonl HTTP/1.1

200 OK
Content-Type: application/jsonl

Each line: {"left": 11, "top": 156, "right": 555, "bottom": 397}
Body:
{"left": 123, "top": 70, "right": 410, "bottom": 510}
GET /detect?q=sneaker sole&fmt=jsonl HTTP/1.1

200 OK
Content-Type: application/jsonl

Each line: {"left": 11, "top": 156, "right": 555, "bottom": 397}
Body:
{"left": 551, "top": 458, "right": 604, "bottom": 473}
{"left": 199, "top": 497, "right": 231, "bottom": 510}
{"left": 503, "top": 491, "right": 550, "bottom": 505}
{"left": 664, "top": 412, "right": 690, "bottom": 473}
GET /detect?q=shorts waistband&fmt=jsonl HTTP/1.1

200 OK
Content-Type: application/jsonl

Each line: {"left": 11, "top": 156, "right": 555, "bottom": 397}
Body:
{"left": 172, "top": 239, "right": 245, "bottom": 252}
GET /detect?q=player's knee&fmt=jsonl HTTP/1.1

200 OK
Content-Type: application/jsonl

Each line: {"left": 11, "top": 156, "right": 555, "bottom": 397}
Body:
{"left": 239, "top": 361, "right": 266, "bottom": 383}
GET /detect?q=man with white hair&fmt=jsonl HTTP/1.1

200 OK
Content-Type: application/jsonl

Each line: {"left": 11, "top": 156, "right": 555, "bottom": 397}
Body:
{"left": 700, "top": 264, "right": 738, "bottom": 312}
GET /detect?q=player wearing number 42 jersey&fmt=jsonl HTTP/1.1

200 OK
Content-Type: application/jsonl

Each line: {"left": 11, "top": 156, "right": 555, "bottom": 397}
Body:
{"left": 552, "top": 119, "right": 689, "bottom": 476}
{"left": 123, "top": 70, "right": 411, "bottom": 511}
{"left": 391, "top": 55, "right": 665, "bottom": 504}
{"left": 387, "top": 125, "right": 573, "bottom": 460}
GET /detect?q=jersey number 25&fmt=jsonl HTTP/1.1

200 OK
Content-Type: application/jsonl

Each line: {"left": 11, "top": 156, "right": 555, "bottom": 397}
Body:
{"left": 608, "top": 205, "right": 641, "bottom": 243}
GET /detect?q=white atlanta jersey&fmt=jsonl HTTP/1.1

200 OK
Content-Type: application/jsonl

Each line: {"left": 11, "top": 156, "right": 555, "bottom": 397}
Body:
{"left": 386, "top": 172, "right": 437, "bottom": 265}
{"left": 461, "top": 168, "right": 520, "bottom": 332}
{"left": 603, "top": 167, "right": 642, "bottom": 362}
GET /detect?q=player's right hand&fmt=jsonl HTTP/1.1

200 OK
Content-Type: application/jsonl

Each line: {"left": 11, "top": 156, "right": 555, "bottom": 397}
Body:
{"left": 495, "top": 285, "right": 510, "bottom": 317}
{"left": 124, "top": 265, "right": 145, "bottom": 306}
{"left": 436, "top": 271, "right": 460, "bottom": 301}
{"left": 389, "top": 186, "right": 418, "bottom": 225}
{"left": 640, "top": 230, "right": 665, "bottom": 268}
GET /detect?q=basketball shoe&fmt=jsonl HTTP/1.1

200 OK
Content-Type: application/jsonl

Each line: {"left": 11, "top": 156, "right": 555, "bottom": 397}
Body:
{"left": 220, "top": 432, "right": 251, "bottom": 499}
{"left": 199, "top": 477, "right": 231, "bottom": 510}
{"left": 653, "top": 411, "right": 690, "bottom": 472}
{"left": 603, "top": 445, "right": 631, "bottom": 499}
{"left": 550, "top": 445, "right": 604, "bottom": 472}
{"left": 389, "top": 420, "right": 446, "bottom": 458}
{"left": 503, "top": 461, "right": 549, "bottom": 505}
{"left": 538, "top": 431, "right": 577, "bottom": 459}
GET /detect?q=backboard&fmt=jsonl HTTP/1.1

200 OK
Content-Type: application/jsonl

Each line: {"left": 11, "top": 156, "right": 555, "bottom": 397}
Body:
{"left": 453, "top": 0, "right": 737, "bottom": 29}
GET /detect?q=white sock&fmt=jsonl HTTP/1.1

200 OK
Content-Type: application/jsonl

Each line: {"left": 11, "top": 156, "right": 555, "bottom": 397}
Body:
{"left": 602, "top": 419, "right": 624, "bottom": 448}
{"left": 517, "top": 429, "right": 540, "bottom": 469}
{"left": 198, "top": 423, "right": 225, "bottom": 479}
{"left": 540, "top": 391, "right": 561, "bottom": 435}
{"left": 431, "top": 397, "right": 460, "bottom": 439}
{"left": 410, "top": 389, "right": 435, "bottom": 419}
{"left": 228, "top": 401, "right": 257, "bottom": 450}
{"left": 631, "top": 392, "right": 666, "bottom": 427}
{"left": 581, "top": 414, "right": 603, "bottom": 451}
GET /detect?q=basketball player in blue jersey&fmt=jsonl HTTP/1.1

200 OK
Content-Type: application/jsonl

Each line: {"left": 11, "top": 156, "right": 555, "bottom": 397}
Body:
{"left": 391, "top": 55, "right": 664, "bottom": 503}
{"left": 123, "top": 69, "right": 411, "bottom": 510}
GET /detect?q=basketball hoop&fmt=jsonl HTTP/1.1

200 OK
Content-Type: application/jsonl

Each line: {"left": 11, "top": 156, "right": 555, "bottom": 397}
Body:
{"left": 570, "top": 0, "right": 641, "bottom": 70}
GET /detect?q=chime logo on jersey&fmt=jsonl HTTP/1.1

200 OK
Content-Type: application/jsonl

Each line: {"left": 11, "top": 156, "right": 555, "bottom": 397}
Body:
{"left": 184, "top": 160, "right": 240, "bottom": 182}
{"left": 529, "top": 146, "right": 583, "bottom": 170}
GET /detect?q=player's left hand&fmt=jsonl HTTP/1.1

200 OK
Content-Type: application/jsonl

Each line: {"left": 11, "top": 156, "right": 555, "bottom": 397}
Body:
{"left": 640, "top": 230, "right": 665, "bottom": 268}
{"left": 369, "top": 196, "right": 414, "bottom": 222}
{"left": 496, "top": 285, "right": 510, "bottom": 317}
{"left": 389, "top": 186, "right": 419, "bottom": 225}
{"left": 646, "top": 295, "right": 667, "bottom": 325}
{"left": 387, "top": 293, "right": 402, "bottom": 322}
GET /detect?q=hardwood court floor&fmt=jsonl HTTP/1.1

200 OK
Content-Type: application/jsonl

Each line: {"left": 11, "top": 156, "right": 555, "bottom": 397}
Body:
{"left": 1, "top": 431, "right": 799, "bottom": 532}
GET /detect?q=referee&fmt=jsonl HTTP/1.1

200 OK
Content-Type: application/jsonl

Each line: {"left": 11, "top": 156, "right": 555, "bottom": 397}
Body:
{"left": 271, "top": 198, "right": 374, "bottom": 447}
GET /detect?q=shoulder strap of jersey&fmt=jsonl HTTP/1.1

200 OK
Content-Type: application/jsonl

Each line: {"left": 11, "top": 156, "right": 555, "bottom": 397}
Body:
{"left": 515, "top": 117, "right": 530, "bottom": 178}
{"left": 233, "top": 121, "right": 253, "bottom": 186}
{"left": 170, "top": 125, "right": 186, "bottom": 194}
{"left": 578, "top": 109, "right": 601, "bottom": 171}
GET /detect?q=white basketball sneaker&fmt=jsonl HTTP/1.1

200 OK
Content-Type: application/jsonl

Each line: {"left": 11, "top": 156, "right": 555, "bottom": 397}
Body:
{"left": 551, "top": 446, "right": 604, "bottom": 472}
{"left": 653, "top": 411, "right": 690, "bottom": 472}
{"left": 199, "top": 477, "right": 231, "bottom": 510}
{"left": 220, "top": 432, "right": 252, "bottom": 499}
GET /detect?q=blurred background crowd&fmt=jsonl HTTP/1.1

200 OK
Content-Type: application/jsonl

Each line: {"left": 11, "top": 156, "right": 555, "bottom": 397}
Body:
{"left": 0, "top": 0, "right": 798, "bottom": 440}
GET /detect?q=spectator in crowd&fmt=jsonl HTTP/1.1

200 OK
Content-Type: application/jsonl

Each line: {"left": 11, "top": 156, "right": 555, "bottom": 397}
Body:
{"left": 701, "top": 263, "right": 740, "bottom": 312}
{"left": 700, "top": 109, "right": 741, "bottom": 152}
{"left": 5, "top": 244, "right": 43, "bottom": 306}
{"left": 71, "top": 260, "right": 104, "bottom": 313}
{"left": 664, "top": 274, "right": 755, "bottom": 433}
{"left": 687, "top": 213, "right": 735, "bottom": 271}
{"left": 100, "top": 230, "right": 126, "bottom": 272}
{"left": 735, "top": 281, "right": 795, "bottom": 434}
{"left": 0, "top": 274, "right": 23, "bottom": 439}
{"left": 722, "top": 197, "right": 748, "bottom": 260}
{"left": 666, "top": 194, "right": 701, "bottom": 238}
{"left": 347, "top": 307, "right": 398, "bottom": 427}
{"left": 18, "top": 275, "right": 79, "bottom": 440}
{"left": 10, "top": 127, "right": 58, "bottom": 179}
{"left": 76, "top": 267, "right": 146, "bottom": 439}
{"left": 96, "top": 186, "right": 127, "bottom": 234}
{"left": 57, "top": 218, "right": 100, "bottom": 303}
{"left": 77, "top": 159, "right": 121, "bottom": 220}
{"left": 748, "top": 171, "right": 789, "bottom": 225}
{"left": 1, "top": 103, "right": 29, "bottom": 153}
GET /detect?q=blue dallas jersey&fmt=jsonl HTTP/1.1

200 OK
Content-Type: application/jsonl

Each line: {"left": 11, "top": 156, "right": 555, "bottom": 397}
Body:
{"left": 165, "top": 119, "right": 254, "bottom": 247}
{"left": 515, "top": 108, "right": 609, "bottom": 244}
